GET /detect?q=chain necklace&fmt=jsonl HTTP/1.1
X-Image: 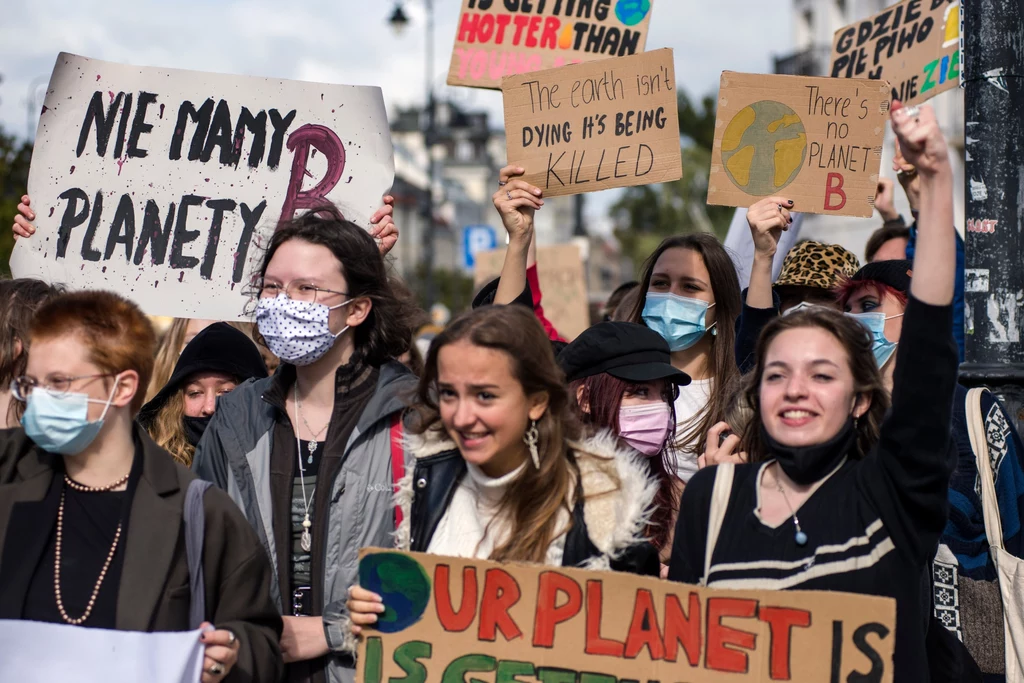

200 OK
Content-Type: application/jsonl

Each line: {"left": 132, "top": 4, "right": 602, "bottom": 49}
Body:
{"left": 295, "top": 391, "right": 329, "bottom": 463}
{"left": 774, "top": 476, "right": 809, "bottom": 546}
{"left": 54, "top": 483, "right": 123, "bottom": 625}
{"left": 293, "top": 385, "right": 316, "bottom": 552}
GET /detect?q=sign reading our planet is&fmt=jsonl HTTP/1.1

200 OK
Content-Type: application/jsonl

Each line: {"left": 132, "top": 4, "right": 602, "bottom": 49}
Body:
{"left": 447, "top": 0, "right": 655, "bottom": 90}
{"left": 355, "top": 549, "right": 898, "bottom": 683}
{"left": 707, "top": 72, "right": 890, "bottom": 218}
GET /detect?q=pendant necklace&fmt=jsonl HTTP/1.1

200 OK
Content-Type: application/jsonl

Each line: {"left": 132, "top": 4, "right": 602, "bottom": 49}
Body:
{"left": 775, "top": 474, "right": 808, "bottom": 546}
{"left": 295, "top": 391, "right": 329, "bottom": 463}
{"left": 293, "top": 385, "right": 316, "bottom": 552}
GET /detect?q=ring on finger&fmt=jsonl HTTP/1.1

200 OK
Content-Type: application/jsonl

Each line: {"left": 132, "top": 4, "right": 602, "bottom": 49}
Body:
{"left": 506, "top": 190, "right": 513, "bottom": 201}
{"left": 226, "top": 631, "right": 237, "bottom": 646}
{"left": 903, "top": 105, "right": 921, "bottom": 119}
{"left": 208, "top": 663, "right": 225, "bottom": 676}
{"left": 498, "top": 180, "right": 507, "bottom": 187}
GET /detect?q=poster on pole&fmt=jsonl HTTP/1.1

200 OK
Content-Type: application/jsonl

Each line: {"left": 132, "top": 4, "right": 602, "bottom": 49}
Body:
{"left": 11, "top": 52, "right": 395, "bottom": 321}
{"left": 447, "top": 0, "right": 655, "bottom": 90}
{"left": 707, "top": 71, "right": 890, "bottom": 218}
{"left": 355, "top": 548, "right": 897, "bottom": 683}
{"left": 830, "top": 0, "right": 961, "bottom": 106}
{"left": 474, "top": 243, "right": 589, "bottom": 340}
{"left": 502, "top": 49, "right": 681, "bottom": 198}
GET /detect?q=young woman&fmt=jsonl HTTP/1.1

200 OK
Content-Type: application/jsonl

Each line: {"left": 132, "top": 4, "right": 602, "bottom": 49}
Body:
{"left": 839, "top": 259, "right": 1024, "bottom": 679}
{"left": 669, "top": 102, "right": 958, "bottom": 683}
{"left": 0, "top": 290, "right": 282, "bottom": 683}
{"left": 192, "top": 204, "right": 417, "bottom": 683}
{"left": 557, "top": 321, "right": 688, "bottom": 561}
{"left": 345, "top": 306, "right": 660, "bottom": 640}
{"left": 627, "top": 234, "right": 742, "bottom": 482}
{"left": 138, "top": 322, "right": 268, "bottom": 466}
{"left": 0, "top": 278, "right": 63, "bottom": 427}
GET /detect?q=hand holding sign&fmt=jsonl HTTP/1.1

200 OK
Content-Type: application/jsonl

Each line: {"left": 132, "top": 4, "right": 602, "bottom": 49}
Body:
{"left": 492, "top": 165, "right": 543, "bottom": 245}
{"left": 890, "top": 102, "right": 949, "bottom": 177}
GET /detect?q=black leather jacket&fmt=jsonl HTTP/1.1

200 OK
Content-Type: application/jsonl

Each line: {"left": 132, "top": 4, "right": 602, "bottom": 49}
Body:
{"left": 407, "top": 449, "right": 659, "bottom": 576}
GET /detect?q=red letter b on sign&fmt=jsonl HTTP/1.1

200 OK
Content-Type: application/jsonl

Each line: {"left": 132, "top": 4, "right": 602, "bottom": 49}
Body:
{"left": 824, "top": 172, "right": 848, "bottom": 211}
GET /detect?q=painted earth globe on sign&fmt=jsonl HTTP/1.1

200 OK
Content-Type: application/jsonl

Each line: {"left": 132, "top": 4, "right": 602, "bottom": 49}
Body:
{"left": 721, "top": 100, "right": 807, "bottom": 196}
{"left": 358, "top": 553, "right": 431, "bottom": 633}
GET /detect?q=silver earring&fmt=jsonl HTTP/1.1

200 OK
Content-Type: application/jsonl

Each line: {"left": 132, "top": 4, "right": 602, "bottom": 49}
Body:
{"left": 524, "top": 419, "right": 540, "bottom": 469}
{"left": 854, "top": 416, "right": 860, "bottom": 428}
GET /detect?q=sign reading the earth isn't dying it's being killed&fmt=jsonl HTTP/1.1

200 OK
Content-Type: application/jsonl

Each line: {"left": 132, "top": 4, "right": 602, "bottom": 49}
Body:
{"left": 447, "top": 0, "right": 655, "bottom": 90}
{"left": 11, "top": 52, "right": 394, "bottom": 321}
{"left": 355, "top": 548, "right": 898, "bottom": 683}
{"left": 708, "top": 72, "right": 890, "bottom": 218}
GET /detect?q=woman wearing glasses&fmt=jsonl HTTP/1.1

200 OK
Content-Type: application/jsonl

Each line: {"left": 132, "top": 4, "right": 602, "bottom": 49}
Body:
{"left": 192, "top": 204, "right": 418, "bottom": 683}
{"left": 0, "top": 290, "right": 282, "bottom": 683}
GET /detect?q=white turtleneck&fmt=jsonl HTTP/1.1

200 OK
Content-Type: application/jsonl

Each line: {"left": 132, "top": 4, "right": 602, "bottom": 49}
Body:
{"left": 426, "top": 461, "right": 568, "bottom": 566}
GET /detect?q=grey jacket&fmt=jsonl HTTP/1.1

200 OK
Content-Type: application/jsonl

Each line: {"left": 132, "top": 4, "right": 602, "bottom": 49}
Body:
{"left": 192, "top": 361, "right": 414, "bottom": 683}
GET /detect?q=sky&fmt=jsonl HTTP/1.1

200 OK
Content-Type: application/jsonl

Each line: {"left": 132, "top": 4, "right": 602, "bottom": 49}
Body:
{"left": 0, "top": 0, "right": 794, "bottom": 230}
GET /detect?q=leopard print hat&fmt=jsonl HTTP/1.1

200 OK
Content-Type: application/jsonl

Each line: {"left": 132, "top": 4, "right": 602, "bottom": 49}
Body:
{"left": 774, "top": 241, "right": 861, "bottom": 290}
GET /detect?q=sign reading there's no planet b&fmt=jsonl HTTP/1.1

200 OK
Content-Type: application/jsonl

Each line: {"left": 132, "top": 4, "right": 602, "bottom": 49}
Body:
{"left": 12, "top": 52, "right": 395, "bottom": 321}
{"left": 502, "top": 49, "right": 681, "bottom": 198}
{"left": 707, "top": 72, "right": 890, "bottom": 218}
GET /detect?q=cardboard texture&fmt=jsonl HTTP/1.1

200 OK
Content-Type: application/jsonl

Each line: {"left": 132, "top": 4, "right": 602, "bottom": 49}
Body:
{"left": 447, "top": 0, "right": 655, "bottom": 90}
{"left": 503, "top": 49, "right": 681, "bottom": 198}
{"left": 708, "top": 71, "right": 889, "bottom": 218}
{"left": 830, "top": 0, "right": 961, "bottom": 106}
{"left": 12, "top": 52, "right": 394, "bottom": 321}
{"left": 473, "top": 243, "right": 589, "bottom": 340}
{"left": 355, "top": 548, "right": 897, "bottom": 683}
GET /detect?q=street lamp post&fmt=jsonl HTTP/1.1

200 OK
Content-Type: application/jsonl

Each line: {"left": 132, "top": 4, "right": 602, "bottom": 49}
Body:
{"left": 390, "top": 1, "right": 437, "bottom": 306}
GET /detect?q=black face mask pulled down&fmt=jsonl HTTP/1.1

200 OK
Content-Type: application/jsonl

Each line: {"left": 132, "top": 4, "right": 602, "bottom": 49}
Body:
{"left": 183, "top": 415, "right": 213, "bottom": 447}
{"left": 761, "top": 417, "right": 858, "bottom": 485}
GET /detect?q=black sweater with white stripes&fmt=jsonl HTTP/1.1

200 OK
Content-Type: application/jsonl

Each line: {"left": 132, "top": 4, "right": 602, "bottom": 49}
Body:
{"left": 669, "top": 297, "right": 958, "bottom": 683}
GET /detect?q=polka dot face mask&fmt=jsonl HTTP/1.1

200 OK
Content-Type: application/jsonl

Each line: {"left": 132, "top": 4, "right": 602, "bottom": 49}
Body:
{"left": 256, "top": 293, "right": 353, "bottom": 366}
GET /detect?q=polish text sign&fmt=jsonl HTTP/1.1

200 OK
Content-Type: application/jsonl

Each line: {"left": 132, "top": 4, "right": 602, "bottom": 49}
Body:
{"left": 830, "top": 0, "right": 961, "bottom": 106}
{"left": 11, "top": 52, "right": 395, "bottom": 320}
{"left": 447, "top": 0, "right": 655, "bottom": 90}
{"left": 355, "top": 549, "right": 896, "bottom": 683}
{"left": 708, "top": 72, "right": 889, "bottom": 218}
{"left": 503, "top": 49, "right": 681, "bottom": 198}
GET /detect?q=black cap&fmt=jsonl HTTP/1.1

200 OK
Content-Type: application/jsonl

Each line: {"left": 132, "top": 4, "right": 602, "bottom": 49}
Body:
{"left": 849, "top": 259, "right": 913, "bottom": 295}
{"left": 139, "top": 323, "right": 268, "bottom": 425}
{"left": 557, "top": 322, "right": 691, "bottom": 385}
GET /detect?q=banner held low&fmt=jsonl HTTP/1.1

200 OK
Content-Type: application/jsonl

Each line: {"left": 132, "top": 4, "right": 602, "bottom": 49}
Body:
{"left": 707, "top": 71, "right": 889, "bottom": 218}
{"left": 503, "top": 48, "right": 682, "bottom": 199}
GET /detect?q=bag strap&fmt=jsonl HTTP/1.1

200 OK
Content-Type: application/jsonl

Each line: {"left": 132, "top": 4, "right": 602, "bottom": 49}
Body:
{"left": 967, "top": 388, "right": 1004, "bottom": 551}
{"left": 702, "top": 463, "right": 735, "bottom": 586}
{"left": 390, "top": 414, "right": 404, "bottom": 529}
{"left": 184, "top": 478, "right": 213, "bottom": 630}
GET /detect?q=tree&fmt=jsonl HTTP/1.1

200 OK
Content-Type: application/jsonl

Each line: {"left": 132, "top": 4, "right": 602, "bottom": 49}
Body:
{"left": 611, "top": 89, "right": 732, "bottom": 269}
{"left": 0, "top": 125, "right": 33, "bottom": 276}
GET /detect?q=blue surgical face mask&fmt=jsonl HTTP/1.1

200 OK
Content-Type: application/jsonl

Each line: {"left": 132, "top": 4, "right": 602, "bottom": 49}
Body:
{"left": 21, "top": 375, "right": 121, "bottom": 455}
{"left": 847, "top": 312, "right": 903, "bottom": 368}
{"left": 642, "top": 292, "right": 716, "bottom": 352}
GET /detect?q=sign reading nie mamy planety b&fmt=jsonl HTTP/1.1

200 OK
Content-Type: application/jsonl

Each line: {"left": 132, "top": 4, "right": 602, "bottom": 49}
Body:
{"left": 12, "top": 52, "right": 394, "bottom": 321}
{"left": 447, "top": 0, "right": 656, "bottom": 90}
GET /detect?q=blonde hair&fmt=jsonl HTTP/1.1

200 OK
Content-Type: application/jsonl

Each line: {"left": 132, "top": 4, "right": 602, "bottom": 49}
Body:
{"left": 148, "top": 389, "right": 194, "bottom": 466}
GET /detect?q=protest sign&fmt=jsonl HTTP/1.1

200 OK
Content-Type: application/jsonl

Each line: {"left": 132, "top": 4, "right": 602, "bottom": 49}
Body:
{"left": 447, "top": 0, "right": 655, "bottom": 90}
{"left": 707, "top": 72, "right": 889, "bottom": 218}
{"left": 474, "top": 243, "right": 589, "bottom": 339}
{"left": 503, "top": 49, "right": 681, "bottom": 198}
{"left": 11, "top": 52, "right": 394, "bottom": 321}
{"left": 830, "top": 0, "right": 960, "bottom": 106}
{"left": 355, "top": 548, "right": 897, "bottom": 683}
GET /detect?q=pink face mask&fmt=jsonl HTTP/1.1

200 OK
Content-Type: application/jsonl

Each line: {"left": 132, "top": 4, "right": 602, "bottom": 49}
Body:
{"left": 617, "top": 403, "right": 673, "bottom": 456}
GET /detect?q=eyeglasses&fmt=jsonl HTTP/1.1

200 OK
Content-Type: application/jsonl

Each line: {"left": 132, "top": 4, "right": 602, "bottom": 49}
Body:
{"left": 10, "top": 374, "right": 113, "bottom": 401}
{"left": 258, "top": 281, "right": 348, "bottom": 304}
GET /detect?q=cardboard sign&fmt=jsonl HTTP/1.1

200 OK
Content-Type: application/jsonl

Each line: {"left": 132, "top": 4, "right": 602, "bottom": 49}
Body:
{"left": 473, "top": 243, "right": 589, "bottom": 340}
{"left": 447, "top": 0, "right": 655, "bottom": 90}
{"left": 830, "top": 0, "right": 960, "bottom": 106}
{"left": 503, "top": 49, "right": 681, "bottom": 198}
{"left": 707, "top": 72, "right": 889, "bottom": 218}
{"left": 355, "top": 549, "right": 897, "bottom": 683}
{"left": 11, "top": 52, "right": 395, "bottom": 321}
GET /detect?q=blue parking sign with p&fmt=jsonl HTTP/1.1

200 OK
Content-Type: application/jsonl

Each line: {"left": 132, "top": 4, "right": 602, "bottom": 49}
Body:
{"left": 462, "top": 225, "right": 497, "bottom": 269}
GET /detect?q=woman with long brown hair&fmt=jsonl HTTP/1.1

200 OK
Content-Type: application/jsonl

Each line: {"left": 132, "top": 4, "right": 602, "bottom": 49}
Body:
{"left": 628, "top": 233, "right": 742, "bottom": 483}
{"left": 669, "top": 102, "right": 959, "bottom": 682}
{"left": 345, "top": 305, "right": 660, "bottom": 640}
